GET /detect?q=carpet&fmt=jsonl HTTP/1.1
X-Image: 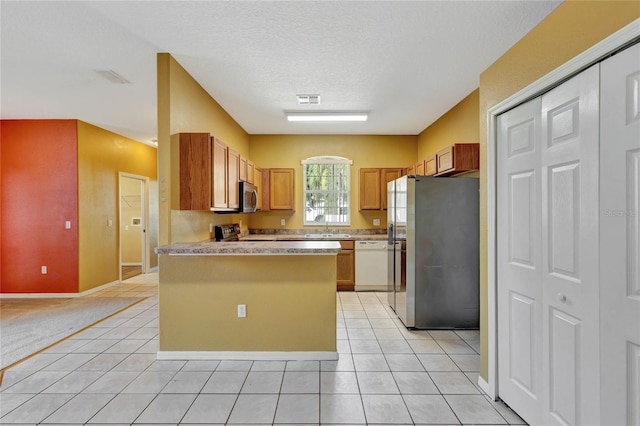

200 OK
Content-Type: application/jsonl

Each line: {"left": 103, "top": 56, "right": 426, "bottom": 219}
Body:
{"left": 0, "top": 296, "right": 144, "bottom": 370}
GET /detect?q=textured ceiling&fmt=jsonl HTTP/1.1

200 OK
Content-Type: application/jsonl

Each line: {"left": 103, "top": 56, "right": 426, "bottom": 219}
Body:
{"left": 1, "top": 1, "right": 562, "bottom": 145}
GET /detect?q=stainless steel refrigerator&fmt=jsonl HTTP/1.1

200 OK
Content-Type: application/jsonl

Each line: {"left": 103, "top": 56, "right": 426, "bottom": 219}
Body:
{"left": 387, "top": 175, "right": 479, "bottom": 329}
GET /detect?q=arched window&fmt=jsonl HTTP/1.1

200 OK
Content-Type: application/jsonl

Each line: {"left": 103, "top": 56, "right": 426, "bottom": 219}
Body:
{"left": 301, "top": 156, "right": 353, "bottom": 226}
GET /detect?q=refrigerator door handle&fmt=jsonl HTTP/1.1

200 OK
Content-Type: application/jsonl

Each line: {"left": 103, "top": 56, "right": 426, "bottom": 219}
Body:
{"left": 387, "top": 223, "right": 394, "bottom": 245}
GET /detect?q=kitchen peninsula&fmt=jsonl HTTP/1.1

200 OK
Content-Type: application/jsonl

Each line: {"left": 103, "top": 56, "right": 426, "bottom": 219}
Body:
{"left": 155, "top": 240, "right": 341, "bottom": 361}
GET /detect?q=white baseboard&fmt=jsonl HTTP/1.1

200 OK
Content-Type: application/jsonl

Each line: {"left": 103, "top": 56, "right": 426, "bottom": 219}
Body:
{"left": 354, "top": 285, "right": 387, "bottom": 291}
{"left": 0, "top": 292, "right": 82, "bottom": 299}
{"left": 148, "top": 266, "right": 159, "bottom": 273}
{"left": 122, "top": 262, "right": 142, "bottom": 266}
{"left": 0, "top": 279, "right": 121, "bottom": 298}
{"left": 478, "top": 376, "right": 492, "bottom": 398}
{"left": 156, "top": 351, "right": 339, "bottom": 361}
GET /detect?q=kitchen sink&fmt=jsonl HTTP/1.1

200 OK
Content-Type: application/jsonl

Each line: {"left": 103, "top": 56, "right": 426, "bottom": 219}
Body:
{"left": 304, "top": 233, "right": 351, "bottom": 239}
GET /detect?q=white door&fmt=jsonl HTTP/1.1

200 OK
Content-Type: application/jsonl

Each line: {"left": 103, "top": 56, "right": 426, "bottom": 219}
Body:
{"left": 540, "top": 64, "right": 600, "bottom": 426}
{"left": 497, "top": 95, "right": 543, "bottom": 425}
{"left": 600, "top": 42, "right": 640, "bottom": 426}
{"left": 498, "top": 63, "right": 601, "bottom": 425}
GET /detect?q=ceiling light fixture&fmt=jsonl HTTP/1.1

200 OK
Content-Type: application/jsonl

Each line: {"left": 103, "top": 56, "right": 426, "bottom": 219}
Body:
{"left": 285, "top": 112, "right": 368, "bottom": 122}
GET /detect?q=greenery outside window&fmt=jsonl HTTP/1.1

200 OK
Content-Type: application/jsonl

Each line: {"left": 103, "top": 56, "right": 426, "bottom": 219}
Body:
{"left": 302, "top": 156, "right": 352, "bottom": 226}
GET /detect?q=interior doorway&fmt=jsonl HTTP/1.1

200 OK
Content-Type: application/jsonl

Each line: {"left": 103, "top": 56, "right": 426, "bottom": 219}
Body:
{"left": 119, "top": 173, "right": 149, "bottom": 281}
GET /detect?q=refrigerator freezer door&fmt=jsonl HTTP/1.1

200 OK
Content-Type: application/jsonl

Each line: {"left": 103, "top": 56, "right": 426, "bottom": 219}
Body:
{"left": 387, "top": 180, "right": 396, "bottom": 309}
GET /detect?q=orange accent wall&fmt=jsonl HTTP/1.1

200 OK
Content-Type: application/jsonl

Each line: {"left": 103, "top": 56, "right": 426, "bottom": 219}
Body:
{"left": 1, "top": 120, "right": 79, "bottom": 293}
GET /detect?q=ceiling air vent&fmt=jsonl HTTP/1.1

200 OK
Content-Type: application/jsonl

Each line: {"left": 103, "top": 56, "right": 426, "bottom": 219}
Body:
{"left": 95, "top": 69, "right": 131, "bottom": 84}
{"left": 296, "top": 94, "right": 321, "bottom": 105}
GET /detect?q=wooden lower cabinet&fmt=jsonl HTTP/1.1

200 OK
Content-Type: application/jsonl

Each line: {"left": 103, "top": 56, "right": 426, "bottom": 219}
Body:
{"left": 337, "top": 240, "right": 355, "bottom": 291}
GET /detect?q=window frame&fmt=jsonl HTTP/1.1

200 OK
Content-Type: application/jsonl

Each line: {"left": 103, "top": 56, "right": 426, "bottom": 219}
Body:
{"left": 302, "top": 156, "right": 353, "bottom": 227}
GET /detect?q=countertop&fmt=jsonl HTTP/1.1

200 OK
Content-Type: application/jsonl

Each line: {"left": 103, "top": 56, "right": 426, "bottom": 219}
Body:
{"left": 155, "top": 240, "right": 342, "bottom": 255}
{"left": 239, "top": 234, "right": 388, "bottom": 242}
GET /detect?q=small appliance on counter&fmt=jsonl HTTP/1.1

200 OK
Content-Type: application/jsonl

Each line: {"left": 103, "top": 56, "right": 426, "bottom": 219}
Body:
{"left": 214, "top": 223, "right": 241, "bottom": 241}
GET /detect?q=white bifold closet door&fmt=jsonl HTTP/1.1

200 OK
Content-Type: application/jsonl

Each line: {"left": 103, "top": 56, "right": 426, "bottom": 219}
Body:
{"left": 498, "top": 63, "right": 601, "bottom": 425}
{"left": 600, "top": 42, "right": 640, "bottom": 426}
{"left": 498, "top": 41, "right": 640, "bottom": 426}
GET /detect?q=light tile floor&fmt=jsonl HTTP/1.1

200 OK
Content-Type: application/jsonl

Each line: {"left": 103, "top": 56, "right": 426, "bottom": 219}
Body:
{"left": 0, "top": 273, "right": 526, "bottom": 425}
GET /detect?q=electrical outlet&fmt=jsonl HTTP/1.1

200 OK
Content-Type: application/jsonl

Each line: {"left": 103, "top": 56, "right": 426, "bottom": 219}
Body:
{"left": 209, "top": 223, "right": 213, "bottom": 233}
{"left": 107, "top": 219, "right": 113, "bottom": 227}
{"left": 65, "top": 220, "right": 71, "bottom": 229}
{"left": 237, "top": 304, "right": 246, "bottom": 318}
{"left": 280, "top": 218, "right": 286, "bottom": 226}
{"left": 41, "top": 266, "right": 47, "bottom": 274}
{"left": 373, "top": 218, "right": 381, "bottom": 226}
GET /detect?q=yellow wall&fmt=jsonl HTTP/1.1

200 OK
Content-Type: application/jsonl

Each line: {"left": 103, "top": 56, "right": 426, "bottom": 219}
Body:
{"left": 158, "top": 53, "right": 250, "bottom": 244}
{"left": 476, "top": 2, "right": 640, "bottom": 380}
{"left": 77, "top": 121, "right": 158, "bottom": 292}
{"left": 249, "top": 134, "right": 417, "bottom": 229}
{"left": 159, "top": 254, "right": 337, "bottom": 352}
{"left": 417, "top": 89, "right": 479, "bottom": 160}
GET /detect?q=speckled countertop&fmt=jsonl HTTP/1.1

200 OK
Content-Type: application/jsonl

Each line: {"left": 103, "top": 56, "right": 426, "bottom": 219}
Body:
{"left": 155, "top": 240, "right": 342, "bottom": 255}
{"left": 240, "top": 234, "right": 388, "bottom": 242}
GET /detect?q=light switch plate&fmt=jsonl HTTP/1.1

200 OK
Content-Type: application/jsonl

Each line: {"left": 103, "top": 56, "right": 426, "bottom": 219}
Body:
{"left": 65, "top": 220, "right": 71, "bottom": 229}
{"left": 237, "top": 304, "right": 246, "bottom": 318}
{"left": 373, "top": 218, "right": 381, "bottom": 226}
{"left": 280, "top": 219, "right": 286, "bottom": 226}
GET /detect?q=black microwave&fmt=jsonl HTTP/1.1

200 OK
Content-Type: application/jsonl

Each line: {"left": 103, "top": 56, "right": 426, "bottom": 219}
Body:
{"left": 239, "top": 181, "right": 258, "bottom": 213}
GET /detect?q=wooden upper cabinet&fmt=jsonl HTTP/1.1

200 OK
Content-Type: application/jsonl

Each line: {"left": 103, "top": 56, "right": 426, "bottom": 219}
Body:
{"left": 381, "top": 168, "right": 403, "bottom": 210}
{"left": 239, "top": 156, "right": 247, "bottom": 182}
{"left": 407, "top": 164, "right": 416, "bottom": 175}
{"left": 178, "top": 133, "right": 211, "bottom": 210}
{"left": 227, "top": 147, "right": 240, "bottom": 209}
{"left": 360, "top": 168, "right": 404, "bottom": 210}
{"left": 415, "top": 160, "right": 425, "bottom": 176}
{"left": 247, "top": 160, "right": 255, "bottom": 184}
{"left": 260, "top": 167, "right": 271, "bottom": 211}
{"left": 269, "top": 168, "right": 295, "bottom": 210}
{"left": 425, "top": 155, "right": 437, "bottom": 176}
{"left": 254, "top": 167, "right": 263, "bottom": 210}
{"left": 359, "top": 168, "right": 381, "bottom": 210}
{"left": 435, "top": 143, "right": 480, "bottom": 176}
{"left": 212, "top": 137, "right": 229, "bottom": 209}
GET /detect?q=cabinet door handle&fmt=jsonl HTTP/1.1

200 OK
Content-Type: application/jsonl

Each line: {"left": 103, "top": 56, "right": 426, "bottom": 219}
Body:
{"left": 558, "top": 293, "right": 567, "bottom": 304}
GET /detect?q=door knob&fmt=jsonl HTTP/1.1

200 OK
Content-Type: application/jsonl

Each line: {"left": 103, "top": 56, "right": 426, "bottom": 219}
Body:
{"left": 558, "top": 293, "right": 567, "bottom": 303}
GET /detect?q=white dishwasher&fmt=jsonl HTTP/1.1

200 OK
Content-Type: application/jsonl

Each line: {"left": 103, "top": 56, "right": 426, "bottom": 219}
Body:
{"left": 355, "top": 241, "right": 388, "bottom": 291}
